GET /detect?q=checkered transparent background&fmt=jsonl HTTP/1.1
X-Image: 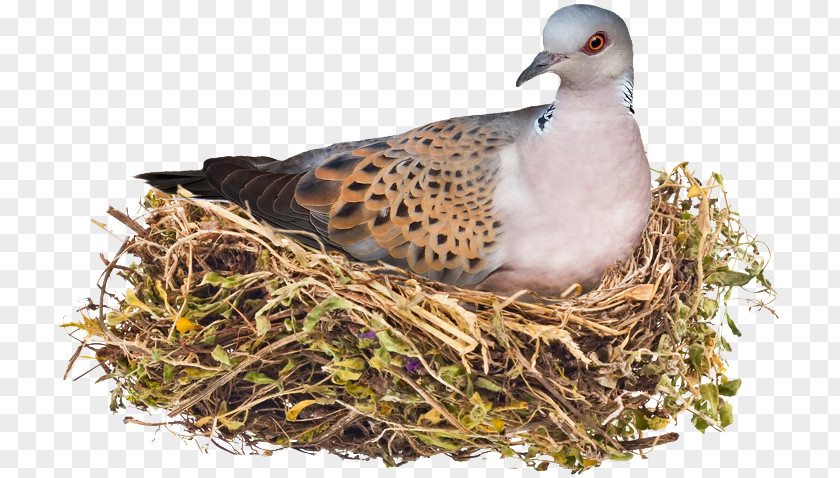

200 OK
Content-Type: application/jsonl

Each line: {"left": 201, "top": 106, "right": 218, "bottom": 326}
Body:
{"left": 1, "top": 0, "right": 835, "bottom": 476}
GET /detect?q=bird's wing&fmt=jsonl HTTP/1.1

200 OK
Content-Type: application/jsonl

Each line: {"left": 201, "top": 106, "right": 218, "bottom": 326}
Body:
{"left": 200, "top": 105, "right": 545, "bottom": 286}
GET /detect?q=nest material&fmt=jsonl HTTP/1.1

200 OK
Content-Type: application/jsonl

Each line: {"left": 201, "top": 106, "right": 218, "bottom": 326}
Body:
{"left": 66, "top": 163, "right": 773, "bottom": 472}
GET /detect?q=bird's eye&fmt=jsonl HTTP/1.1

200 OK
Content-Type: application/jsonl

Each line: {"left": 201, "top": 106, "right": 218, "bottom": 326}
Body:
{"left": 587, "top": 33, "right": 605, "bottom": 51}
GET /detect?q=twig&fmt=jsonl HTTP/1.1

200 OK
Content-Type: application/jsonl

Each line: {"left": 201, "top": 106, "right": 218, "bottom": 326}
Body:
{"left": 619, "top": 432, "right": 680, "bottom": 451}
{"left": 107, "top": 206, "right": 148, "bottom": 237}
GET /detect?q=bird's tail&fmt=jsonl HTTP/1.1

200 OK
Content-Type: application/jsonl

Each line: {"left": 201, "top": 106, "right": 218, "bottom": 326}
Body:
{"left": 135, "top": 170, "right": 221, "bottom": 199}
{"left": 136, "top": 156, "right": 280, "bottom": 199}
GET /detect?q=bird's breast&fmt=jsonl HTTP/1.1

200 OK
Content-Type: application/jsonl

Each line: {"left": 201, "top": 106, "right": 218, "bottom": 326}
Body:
{"left": 486, "top": 113, "right": 651, "bottom": 297}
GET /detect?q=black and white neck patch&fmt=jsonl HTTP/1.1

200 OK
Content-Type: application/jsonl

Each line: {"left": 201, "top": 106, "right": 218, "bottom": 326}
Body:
{"left": 619, "top": 76, "right": 634, "bottom": 115}
{"left": 535, "top": 103, "right": 555, "bottom": 134}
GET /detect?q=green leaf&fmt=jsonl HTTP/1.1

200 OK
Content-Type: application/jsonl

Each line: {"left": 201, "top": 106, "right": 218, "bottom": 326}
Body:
{"left": 607, "top": 451, "right": 634, "bottom": 461}
{"left": 688, "top": 343, "right": 704, "bottom": 372}
{"left": 413, "top": 432, "right": 464, "bottom": 451}
{"left": 719, "top": 401, "right": 734, "bottom": 428}
{"left": 256, "top": 315, "right": 271, "bottom": 336}
{"left": 656, "top": 375, "right": 678, "bottom": 395}
{"left": 200, "top": 271, "right": 266, "bottom": 289}
{"left": 369, "top": 346, "right": 390, "bottom": 370}
{"left": 211, "top": 345, "right": 232, "bottom": 367}
{"left": 705, "top": 270, "right": 753, "bottom": 287}
{"left": 325, "top": 357, "right": 366, "bottom": 381}
{"left": 199, "top": 272, "right": 223, "bottom": 286}
{"left": 244, "top": 371, "right": 276, "bottom": 385}
{"left": 439, "top": 365, "right": 467, "bottom": 385}
{"left": 203, "top": 327, "right": 217, "bottom": 345}
{"left": 105, "top": 311, "right": 126, "bottom": 326}
{"left": 124, "top": 289, "right": 152, "bottom": 313}
{"left": 279, "top": 359, "right": 297, "bottom": 375}
{"left": 303, "top": 297, "right": 353, "bottom": 332}
{"left": 181, "top": 300, "right": 228, "bottom": 322}
{"left": 345, "top": 382, "right": 373, "bottom": 399}
{"left": 551, "top": 445, "right": 583, "bottom": 469}
{"left": 220, "top": 275, "right": 246, "bottom": 288}
{"left": 692, "top": 414, "right": 710, "bottom": 433}
{"left": 182, "top": 367, "right": 217, "bottom": 380}
{"left": 375, "top": 331, "right": 413, "bottom": 355}
{"left": 719, "top": 378, "right": 742, "bottom": 397}
{"left": 641, "top": 362, "right": 664, "bottom": 376}
{"left": 163, "top": 363, "right": 174, "bottom": 383}
{"left": 726, "top": 312, "right": 742, "bottom": 337}
{"left": 152, "top": 348, "right": 163, "bottom": 361}
{"left": 720, "top": 335, "right": 732, "bottom": 352}
{"left": 335, "top": 357, "right": 366, "bottom": 370}
{"left": 647, "top": 416, "right": 667, "bottom": 430}
{"left": 374, "top": 346, "right": 390, "bottom": 363}
{"left": 475, "top": 377, "right": 503, "bottom": 392}
{"left": 699, "top": 383, "right": 720, "bottom": 420}
{"left": 702, "top": 298, "right": 719, "bottom": 318}
{"left": 675, "top": 296, "right": 689, "bottom": 321}
{"left": 527, "top": 446, "right": 539, "bottom": 458}
{"left": 222, "top": 419, "right": 244, "bottom": 431}
{"left": 713, "top": 172, "right": 725, "bottom": 188}
{"left": 694, "top": 322, "right": 715, "bottom": 338}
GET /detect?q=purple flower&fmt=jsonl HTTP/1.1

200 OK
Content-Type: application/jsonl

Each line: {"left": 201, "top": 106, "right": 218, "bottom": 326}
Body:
{"left": 358, "top": 331, "right": 377, "bottom": 339}
{"left": 405, "top": 357, "right": 421, "bottom": 372}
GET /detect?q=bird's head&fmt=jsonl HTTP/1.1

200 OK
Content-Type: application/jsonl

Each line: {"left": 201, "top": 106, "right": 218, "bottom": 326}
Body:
{"left": 516, "top": 5, "right": 633, "bottom": 88}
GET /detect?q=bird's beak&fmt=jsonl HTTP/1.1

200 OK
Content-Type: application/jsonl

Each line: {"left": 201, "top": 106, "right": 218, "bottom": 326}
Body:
{"left": 516, "top": 51, "right": 566, "bottom": 87}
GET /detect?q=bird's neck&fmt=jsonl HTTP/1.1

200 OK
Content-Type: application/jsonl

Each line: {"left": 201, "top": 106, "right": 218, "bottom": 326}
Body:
{"left": 528, "top": 69, "right": 635, "bottom": 141}
{"left": 518, "top": 67, "right": 642, "bottom": 199}
{"left": 552, "top": 69, "right": 635, "bottom": 116}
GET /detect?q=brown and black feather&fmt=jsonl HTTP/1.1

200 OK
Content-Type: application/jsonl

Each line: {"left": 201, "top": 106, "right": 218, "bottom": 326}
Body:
{"left": 136, "top": 105, "right": 546, "bottom": 287}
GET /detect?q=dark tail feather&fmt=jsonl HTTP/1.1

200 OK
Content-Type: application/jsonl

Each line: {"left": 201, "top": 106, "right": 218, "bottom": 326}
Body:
{"left": 137, "top": 156, "right": 280, "bottom": 199}
{"left": 135, "top": 170, "right": 221, "bottom": 198}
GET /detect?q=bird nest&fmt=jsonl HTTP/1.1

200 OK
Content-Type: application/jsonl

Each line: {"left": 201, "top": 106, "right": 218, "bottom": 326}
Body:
{"left": 65, "top": 163, "right": 773, "bottom": 472}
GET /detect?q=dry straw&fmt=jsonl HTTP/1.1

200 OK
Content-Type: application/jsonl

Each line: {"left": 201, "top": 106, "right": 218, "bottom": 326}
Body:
{"left": 65, "top": 163, "right": 774, "bottom": 471}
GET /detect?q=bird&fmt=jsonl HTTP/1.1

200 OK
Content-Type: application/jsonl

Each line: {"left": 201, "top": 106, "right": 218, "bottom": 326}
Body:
{"left": 137, "top": 5, "right": 651, "bottom": 298}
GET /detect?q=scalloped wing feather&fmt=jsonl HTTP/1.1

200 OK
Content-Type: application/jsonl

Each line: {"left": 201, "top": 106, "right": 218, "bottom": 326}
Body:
{"left": 291, "top": 115, "right": 524, "bottom": 285}
{"left": 198, "top": 106, "right": 545, "bottom": 287}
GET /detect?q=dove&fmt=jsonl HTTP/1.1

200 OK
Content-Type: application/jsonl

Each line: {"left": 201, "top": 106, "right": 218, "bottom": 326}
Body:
{"left": 137, "top": 5, "right": 651, "bottom": 298}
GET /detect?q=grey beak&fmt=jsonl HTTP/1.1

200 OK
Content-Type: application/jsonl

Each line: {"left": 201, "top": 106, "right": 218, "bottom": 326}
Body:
{"left": 516, "top": 51, "right": 565, "bottom": 87}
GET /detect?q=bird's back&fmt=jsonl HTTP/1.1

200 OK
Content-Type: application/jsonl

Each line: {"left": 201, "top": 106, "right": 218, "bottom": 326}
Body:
{"left": 139, "top": 106, "right": 547, "bottom": 288}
